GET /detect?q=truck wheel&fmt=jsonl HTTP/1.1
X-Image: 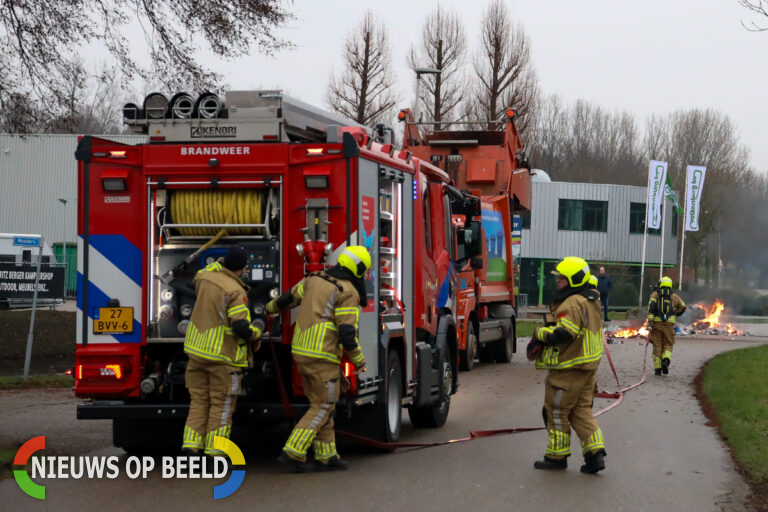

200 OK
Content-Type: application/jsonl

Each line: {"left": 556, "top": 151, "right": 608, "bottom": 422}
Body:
{"left": 459, "top": 323, "right": 477, "bottom": 371}
{"left": 495, "top": 317, "right": 516, "bottom": 363}
{"left": 382, "top": 352, "right": 403, "bottom": 443}
{"left": 408, "top": 347, "right": 452, "bottom": 428}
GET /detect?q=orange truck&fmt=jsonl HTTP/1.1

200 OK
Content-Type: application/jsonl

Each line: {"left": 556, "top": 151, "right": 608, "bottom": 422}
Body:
{"left": 400, "top": 108, "right": 532, "bottom": 370}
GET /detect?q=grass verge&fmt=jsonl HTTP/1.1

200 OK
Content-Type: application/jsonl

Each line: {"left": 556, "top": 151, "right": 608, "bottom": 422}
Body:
{"left": 516, "top": 320, "right": 538, "bottom": 338}
{"left": 702, "top": 345, "right": 768, "bottom": 481}
{"left": 0, "top": 447, "right": 15, "bottom": 480}
{"left": 0, "top": 374, "right": 73, "bottom": 389}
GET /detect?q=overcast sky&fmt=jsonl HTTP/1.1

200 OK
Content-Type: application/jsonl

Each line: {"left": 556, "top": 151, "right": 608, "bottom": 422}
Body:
{"left": 195, "top": 0, "right": 768, "bottom": 172}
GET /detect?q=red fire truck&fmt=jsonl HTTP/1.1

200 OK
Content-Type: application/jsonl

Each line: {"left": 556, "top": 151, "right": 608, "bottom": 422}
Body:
{"left": 74, "top": 90, "right": 484, "bottom": 450}
{"left": 400, "top": 108, "right": 532, "bottom": 370}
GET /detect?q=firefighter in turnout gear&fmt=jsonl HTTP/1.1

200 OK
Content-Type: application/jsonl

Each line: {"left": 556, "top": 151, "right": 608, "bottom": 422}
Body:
{"left": 647, "top": 276, "right": 686, "bottom": 375}
{"left": 527, "top": 257, "right": 607, "bottom": 473}
{"left": 181, "top": 246, "right": 264, "bottom": 457}
{"left": 267, "top": 246, "right": 370, "bottom": 472}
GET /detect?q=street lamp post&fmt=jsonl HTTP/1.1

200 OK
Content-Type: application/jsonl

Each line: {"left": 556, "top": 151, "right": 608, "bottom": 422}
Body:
{"left": 413, "top": 68, "right": 441, "bottom": 124}
{"left": 57, "top": 198, "right": 69, "bottom": 244}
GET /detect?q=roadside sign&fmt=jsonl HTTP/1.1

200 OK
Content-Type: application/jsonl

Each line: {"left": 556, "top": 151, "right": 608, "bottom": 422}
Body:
{"left": 13, "top": 236, "right": 41, "bottom": 247}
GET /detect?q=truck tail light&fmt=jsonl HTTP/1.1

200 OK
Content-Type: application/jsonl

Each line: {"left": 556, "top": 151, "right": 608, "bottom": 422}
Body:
{"left": 341, "top": 358, "right": 358, "bottom": 395}
{"left": 77, "top": 362, "right": 129, "bottom": 381}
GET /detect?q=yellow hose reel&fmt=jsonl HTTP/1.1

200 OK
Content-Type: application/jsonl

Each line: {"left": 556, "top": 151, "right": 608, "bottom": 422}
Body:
{"left": 170, "top": 189, "right": 264, "bottom": 236}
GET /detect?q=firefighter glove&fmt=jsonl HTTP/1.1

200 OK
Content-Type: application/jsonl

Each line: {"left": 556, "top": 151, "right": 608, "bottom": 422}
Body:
{"left": 265, "top": 300, "right": 278, "bottom": 315}
{"left": 527, "top": 338, "right": 545, "bottom": 361}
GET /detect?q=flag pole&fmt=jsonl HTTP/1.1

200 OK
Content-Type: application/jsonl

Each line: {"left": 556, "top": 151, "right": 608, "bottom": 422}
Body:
{"left": 639, "top": 170, "right": 651, "bottom": 307}
{"left": 679, "top": 180, "right": 687, "bottom": 290}
{"left": 639, "top": 220, "right": 649, "bottom": 307}
{"left": 659, "top": 199, "right": 666, "bottom": 280}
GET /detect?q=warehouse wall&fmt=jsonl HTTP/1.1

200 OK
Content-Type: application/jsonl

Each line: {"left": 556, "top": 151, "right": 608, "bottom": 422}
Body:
{"left": 521, "top": 181, "right": 678, "bottom": 265}
{"left": 0, "top": 134, "right": 146, "bottom": 245}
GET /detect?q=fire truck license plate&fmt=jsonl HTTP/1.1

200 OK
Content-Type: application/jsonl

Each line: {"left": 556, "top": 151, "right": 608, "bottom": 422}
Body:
{"left": 94, "top": 307, "right": 134, "bottom": 334}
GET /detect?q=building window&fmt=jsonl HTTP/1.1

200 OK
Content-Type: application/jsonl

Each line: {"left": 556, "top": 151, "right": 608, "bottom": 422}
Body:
{"left": 558, "top": 199, "right": 608, "bottom": 232}
{"left": 520, "top": 211, "right": 531, "bottom": 229}
{"left": 629, "top": 202, "right": 660, "bottom": 235}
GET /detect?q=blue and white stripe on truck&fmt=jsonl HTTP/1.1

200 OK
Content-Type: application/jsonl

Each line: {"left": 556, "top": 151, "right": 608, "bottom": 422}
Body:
{"left": 76, "top": 234, "right": 142, "bottom": 344}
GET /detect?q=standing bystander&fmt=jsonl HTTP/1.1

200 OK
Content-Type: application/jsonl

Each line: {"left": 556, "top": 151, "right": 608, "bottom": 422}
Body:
{"left": 596, "top": 267, "right": 612, "bottom": 322}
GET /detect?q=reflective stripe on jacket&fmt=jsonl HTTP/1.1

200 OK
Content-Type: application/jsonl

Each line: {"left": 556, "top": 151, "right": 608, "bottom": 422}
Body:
{"left": 534, "top": 292, "right": 604, "bottom": 371}
{"left": 285, "top": 272, "right": 365, "bottom": 366}
{"left": 183, "top": 261, "right": 256, "bottom": 367}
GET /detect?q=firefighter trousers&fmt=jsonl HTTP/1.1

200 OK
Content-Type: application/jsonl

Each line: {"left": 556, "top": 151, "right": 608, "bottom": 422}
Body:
{"left": 650, "top": 322, "right": 676, "bottom": 369}
{"left": 182, "top": 355, "right": 242, "bottom": 456}
{"left": 282, "top": 359, "right": 341, "bottom": 463}
{"left": 543, "top": 368, "right": 605, "bottom": 460}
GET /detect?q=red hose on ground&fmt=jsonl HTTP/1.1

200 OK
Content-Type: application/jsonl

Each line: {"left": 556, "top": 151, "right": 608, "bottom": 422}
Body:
{"left": 335, "top": 335, "right": 651, "bottom": 451}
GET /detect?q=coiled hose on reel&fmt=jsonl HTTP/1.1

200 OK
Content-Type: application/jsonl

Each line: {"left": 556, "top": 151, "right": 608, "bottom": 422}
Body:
{"left": 170, "top": 189, "right": 264, "bottom": 236}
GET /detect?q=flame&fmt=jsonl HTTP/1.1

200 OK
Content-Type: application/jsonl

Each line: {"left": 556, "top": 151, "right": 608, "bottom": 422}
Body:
{"left": 693, "top": 300, "right": 725, "bottom": 329}
{"left": 609, "top": 321, "right": 649, "bottom": 338}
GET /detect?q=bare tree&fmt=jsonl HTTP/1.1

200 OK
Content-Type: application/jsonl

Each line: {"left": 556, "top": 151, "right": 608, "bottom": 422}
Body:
{"left": 325, "top": 11, "right": 398, "bottom": 127}
{"left": 407, "top": 6, "right": 467, "bottom": 127}
{"left": 472, "top": 0, "right": 540, "bottom": 134}
{"left": 0, "top": 0, "right": 294, "bottom": 131}
{"left": 739, "top": 0, "right": 768, "bottom": 30}
{"left": 46, "top": 59, "right": 128, "bottom": 134}
{"left": 529, "top": 95, "right": 643, "bottom": 184}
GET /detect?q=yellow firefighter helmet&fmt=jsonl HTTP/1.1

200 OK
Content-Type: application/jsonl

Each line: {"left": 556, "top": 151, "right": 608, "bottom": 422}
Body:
{"left": 551, "top": 256, "right": 591, "bottom": 288}
{"left": 338, "top": 246, "right": 372, "bottom": 278}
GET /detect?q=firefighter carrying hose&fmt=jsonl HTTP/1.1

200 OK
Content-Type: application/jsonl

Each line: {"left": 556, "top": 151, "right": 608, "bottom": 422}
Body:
{"left": 266, "top": 246, "right": 370, "bottom": 472}
{"left": 527, "top": 256, "right": 607, "bottom": 473}
{"left": 181, "top": 246, "right": 264, "bottom": 457}
{"left": 647, "top": 276, "right": 686, "bottom": 376}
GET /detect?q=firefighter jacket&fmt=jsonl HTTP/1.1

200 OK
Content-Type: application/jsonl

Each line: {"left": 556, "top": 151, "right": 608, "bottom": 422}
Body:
{"left": 278, "top": 269, "right": 366, "bottom": 367}
{"left": 183, "top": 261, "right": 261, "bottom": 368}
{"left": 647, "top": 290, "right": 686, "bottom": 324}
{"left": 533, "top": 287, "right": 603, "bottom": 371}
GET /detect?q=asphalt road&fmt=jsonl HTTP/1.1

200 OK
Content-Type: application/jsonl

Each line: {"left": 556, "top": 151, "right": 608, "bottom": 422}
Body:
{"left": 2, "top": 331, "right": 767, "bottom": 512}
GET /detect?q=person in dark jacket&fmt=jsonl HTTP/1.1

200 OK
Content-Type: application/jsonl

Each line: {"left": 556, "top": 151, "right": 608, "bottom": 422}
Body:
{"left": 596, "top": 267, "right": 612, "bottom": 322}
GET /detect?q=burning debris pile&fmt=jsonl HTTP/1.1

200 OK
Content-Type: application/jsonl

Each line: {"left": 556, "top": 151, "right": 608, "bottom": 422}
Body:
{"left": 681, "top": 300, "right": 746, "bottom": 336}
{"left": 605, "top": 299, "right": 748, "bottom": 340}
{"left": 607, "top": 321, "right": 650, "bottom": 340}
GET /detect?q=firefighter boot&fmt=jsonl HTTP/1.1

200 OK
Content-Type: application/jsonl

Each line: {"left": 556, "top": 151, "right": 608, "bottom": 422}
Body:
{"left": 580, "top": 450, "right": 606, "bottom": 474}
{"left": 534, "top": 457, "right": 567, "bottom": 470}
{"left": 654, "top": 368, "right": 662, "bottom": 376}
{"left": 662, "top": 358, "right": 670, "bottom": 375}
{"left": 278, "top": 451, "right": 316, "bottom": 473}
{"left": 316, "top": 455, "right": 349, "bottom": 472}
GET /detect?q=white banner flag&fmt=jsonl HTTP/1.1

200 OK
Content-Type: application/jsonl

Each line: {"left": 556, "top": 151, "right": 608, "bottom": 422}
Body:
{"left": 684, "top": 165, "right": 706, "bottom": 231}
{"left": 647, "top": 160, "right": 668, "bottom": 229}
